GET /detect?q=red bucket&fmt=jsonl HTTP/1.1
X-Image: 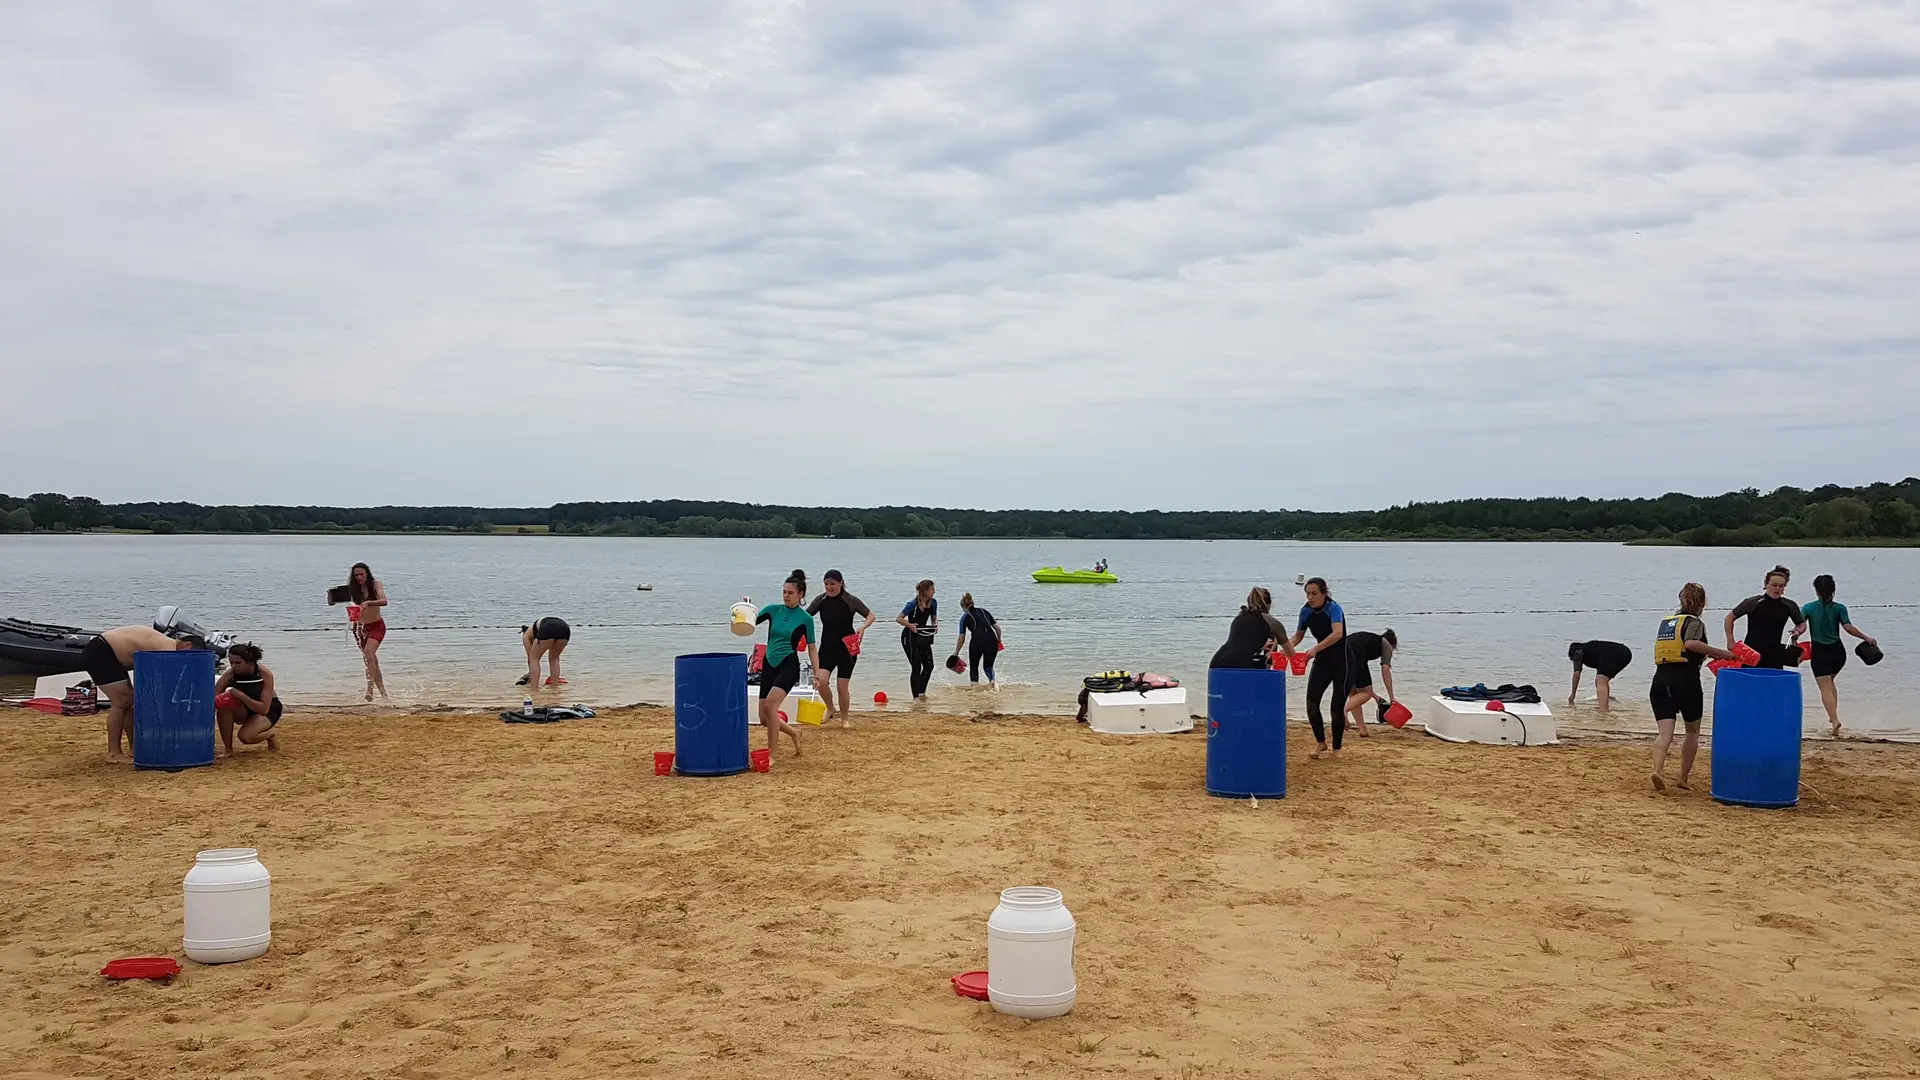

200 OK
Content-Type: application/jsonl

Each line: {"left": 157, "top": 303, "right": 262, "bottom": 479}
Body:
{"left": 750, "top": 748, "right": 771, "bottom": 773}
{"left": 1289, "top": 652, "right": 1310, "bottom": 677}
{"left": 1797, "top": 640, "right": 1813, "bottom": 663}
{"left": 844, "top": 633, "right": 862, "bottom": 656}
{"left": 1382, "top": 701, "right": 1413, "bottom": 728}
{"left": 1731, "top": 642, "right": 1762, "bottom": 667}
{"left": 653, "top": 751, "right": 674, "bottom": 776}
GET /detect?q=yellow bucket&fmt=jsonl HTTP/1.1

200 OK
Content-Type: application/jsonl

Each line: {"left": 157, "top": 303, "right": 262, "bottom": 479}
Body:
{"left": 795, "top": 697, "right": 827, "bottom": 726}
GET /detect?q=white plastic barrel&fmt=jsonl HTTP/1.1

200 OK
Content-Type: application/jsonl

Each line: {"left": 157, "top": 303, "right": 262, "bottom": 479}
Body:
{"left": 183, "top": 848, "right": 271, "bottom": 964}
{"left": 730, "top": 601, "right": 756, "bottom": 637}
{"left": 986, "top": 886, "right": 1076, "bottom": 1018}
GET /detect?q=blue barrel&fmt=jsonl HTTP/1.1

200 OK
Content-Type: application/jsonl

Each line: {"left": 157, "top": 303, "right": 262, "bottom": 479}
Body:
{"left": 1206, "top": 667, "right": 1287, "bottom": 798}
{"left": 1711, "top": 667, "right": 1802, "bottom": 808}
{"left": 133, "top": 649, "right": 216, "bottom": 771}
{"left": 674, "top": 652, "right": 750, "bottom": 777}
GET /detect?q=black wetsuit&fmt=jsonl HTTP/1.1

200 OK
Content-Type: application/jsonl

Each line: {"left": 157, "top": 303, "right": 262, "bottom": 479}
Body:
{"left": 229, "top": 672, "right": 284, "bottom": 725}
{"left": 809, "top": 592, "right": 871, "bottom": 679}
{"left": 1574, "top": 640, "right": 1633, "bottom": 679}
{"left": 960, "top": 607, "right": 1000, "bottom": 683}
{"left": 1299, "top": 602, "right": 1349, "bottom": 749}
{"left": 900, "top": 599, "right": 937, "bottom": 698}
{"left": 1209, "top": 608, "right": 1288, "bottom": 669}
{"left": 1730, "top": 594, "right": 1806, "bottom": 669}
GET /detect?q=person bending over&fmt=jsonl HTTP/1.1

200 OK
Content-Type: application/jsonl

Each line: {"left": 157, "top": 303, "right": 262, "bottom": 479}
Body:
{"left": 952, "top": 593, "right": 1004, "bottom": 686}
{"left": 79, "top": 625, "right": 210, "bottom": 763}
{"left": 1343, "top": 628, "right": 1398, "bottom": 735}
{"left": 216, "top": 642, "right": 283, "bottom": 756}
{"left": 1567, "top": 639, "right": 1633, "bottom": 711}
{"left": 519, "top": 617, "right": 571, "bottom": 687}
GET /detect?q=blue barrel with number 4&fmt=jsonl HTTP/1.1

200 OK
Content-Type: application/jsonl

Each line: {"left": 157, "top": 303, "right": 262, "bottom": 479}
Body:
{"left": 133, "top": 648, "right": 217, "bottom": 771}
{"left": 1206, "top": 667, "right": 1287, "bottom": 798}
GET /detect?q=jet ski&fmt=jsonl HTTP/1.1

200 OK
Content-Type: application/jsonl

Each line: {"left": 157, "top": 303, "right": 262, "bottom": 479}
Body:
{"left": 0, "top": 608, "right": 230, "bottom": 677}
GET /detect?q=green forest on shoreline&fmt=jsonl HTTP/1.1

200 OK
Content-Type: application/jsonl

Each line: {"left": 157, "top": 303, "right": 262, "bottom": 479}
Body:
{"left": 4, "top": 480, "right": 1919, "bottom": 546}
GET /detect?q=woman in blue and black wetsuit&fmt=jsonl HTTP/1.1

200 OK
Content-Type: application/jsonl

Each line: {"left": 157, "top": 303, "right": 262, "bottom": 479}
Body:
{"left": 897, "top": 579, "right": 938, "bottom": 700}
{"left": 1285, "top": 577, "right": 1349, "bottom": 758}
{"left": 755, "top": 570, "right": 817, "bottom": 757}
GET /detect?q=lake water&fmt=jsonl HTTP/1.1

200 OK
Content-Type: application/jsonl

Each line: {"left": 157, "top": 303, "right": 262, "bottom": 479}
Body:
{"left": 2, "top": 535, "right": 1913, "bottom": 739}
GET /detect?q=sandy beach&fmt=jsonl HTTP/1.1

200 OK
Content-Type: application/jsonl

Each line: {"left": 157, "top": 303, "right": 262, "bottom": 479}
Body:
{"left": 2, "top": 707, "right": 1917, "bottom": 1079}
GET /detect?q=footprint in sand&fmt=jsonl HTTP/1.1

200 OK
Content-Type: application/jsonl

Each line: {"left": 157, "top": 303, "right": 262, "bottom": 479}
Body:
{"left": 1755, "top": 912, "right": 1825, "bottom": 937}
{"left": 259, "top": 1002, "right": 312, "bottom": 1030}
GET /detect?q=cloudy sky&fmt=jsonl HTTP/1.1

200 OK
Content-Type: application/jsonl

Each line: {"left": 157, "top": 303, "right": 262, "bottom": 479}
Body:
{"left": 1, "top": 1, "right": 1915, "bottom": 512}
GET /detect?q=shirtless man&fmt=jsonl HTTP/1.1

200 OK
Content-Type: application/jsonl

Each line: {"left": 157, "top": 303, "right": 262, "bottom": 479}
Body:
{"left": 79, "top": 625, "right": 210, "bottom": 763}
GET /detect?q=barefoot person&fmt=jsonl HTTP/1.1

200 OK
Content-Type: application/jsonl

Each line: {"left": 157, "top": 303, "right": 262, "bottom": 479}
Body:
{"left": 1567, "top": 639, "right": 1634, "bottom": 711}
{"left": 756, "top": 570, "right": 817, "bottom": 757}
{"left": 1285, "top": 578, "right": 1349, "bottom": 758}
{"left": 1650, "top": 583, "right": 1737, "bottom": 792}
{"left": 78, "top": 625, "right": 210, "bottom": 763}
{"left": 1803, "top": 574, "right": 1878, "bottom": 738}
{"left": 808, "top": 570, "right": 874, "bottom": 726}
{"left": 1343, "top": 628, "right": 1398, "bottom": 736}
{"left": 215, "top": 642, "right": 282, "bottom": 756}
{"left": 952, "top": 593, "right": 1004, "bottom": 686}
{"left": 897, "top": 579, "right": 938, "bottom": 701}
{"left": 1724, "top": 565, "right": 1806, "bottom": 669}
{"left": 341, "top": 562, "right": 389, "bottom": 701}
{"left": 518, "top": 617, "right": 571, "bottom": 687}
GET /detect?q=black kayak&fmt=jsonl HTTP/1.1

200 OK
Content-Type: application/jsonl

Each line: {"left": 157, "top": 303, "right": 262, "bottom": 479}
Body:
{"left": 0, "top": 618, "right": 102, "bottom": 677}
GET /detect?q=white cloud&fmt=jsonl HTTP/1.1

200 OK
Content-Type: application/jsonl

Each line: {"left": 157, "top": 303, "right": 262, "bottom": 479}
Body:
{"left": 0, "top": 0, "right": 1914, "bottom": 509}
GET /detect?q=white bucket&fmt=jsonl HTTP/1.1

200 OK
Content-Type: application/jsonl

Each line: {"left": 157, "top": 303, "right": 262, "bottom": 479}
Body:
{"left": 987, "top": 886, "right": 1076, "bottom": 1018}
{"left": 183, "top": 848, "right": 272, "bottom": 964}
{"left": 729, "top": 601, "right": 756, "bottom": 637}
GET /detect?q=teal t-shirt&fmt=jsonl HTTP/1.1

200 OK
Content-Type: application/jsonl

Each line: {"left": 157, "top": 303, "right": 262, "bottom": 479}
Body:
{"left": 1801, "top": 600, "right": 1850, "bottom": 645}
{"left": 758, "top": 603, "right": 816, "bottom": 666}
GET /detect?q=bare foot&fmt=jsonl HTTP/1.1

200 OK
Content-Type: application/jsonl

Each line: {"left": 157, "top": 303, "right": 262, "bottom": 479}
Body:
{"left": 106, "top": 752, "right": 131, "bottom": 764}
{"left": 365, "top": 687, "right": 374, "bottom": 703}
{"left": 266, "top": 735, "right": 280, "bottom": 752}
{"left": 786, "top": 728, "right": 802, "bottom": 756}
{"left": 1829, "top": 723, "right": 1843, "bottom": 739}
{"left": 1675, "top": 780, "right": 1692, "bottom": 791}
{"left": 1355, "top": 724, "right": 1370, "bottom": 739}
{"left": 1651, "top": 774, "right": 1666, "bottom": 793}
{"left": 841, "top": 719, "right": 853, "bottom": 730}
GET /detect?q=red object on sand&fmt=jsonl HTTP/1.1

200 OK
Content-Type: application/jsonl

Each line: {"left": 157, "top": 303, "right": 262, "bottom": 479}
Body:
{"left": 1383, "top": 701, "right": 1413, "bottom": 728}
{"left": 750, "top": 748, "right": 771, "bottom": 773}
{"left": 873, "top": 691, "right": 888, "bottom": 705}
{"left": 1486, "top": 701, "right": 1507, "bottom": 712}
{"left": 102, "top": 957, "right": 181, "bottom": 981}
{"left": 844, "top": 633, "right": 861, "bottom": 656}
{"left": 653, "top": 751, "right": 674, "bottom": 776}
{"left": 24, "top": 698, "right": 65, "bottom": 715}
{"left": 951, "top": 971, "right": 990, "bottom": 1000}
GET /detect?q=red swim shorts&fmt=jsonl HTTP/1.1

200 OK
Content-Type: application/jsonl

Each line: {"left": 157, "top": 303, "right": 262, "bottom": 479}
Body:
{"left": 354, "top": 620, "right": 388, "bottom": 648}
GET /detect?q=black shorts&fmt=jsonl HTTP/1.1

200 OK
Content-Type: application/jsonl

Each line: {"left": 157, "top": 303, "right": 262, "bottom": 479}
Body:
{"left": 1810, "top": 641, "right": 1847, "bottom": 679}
{"left": 81, "top": 636, "right": 129, "bottom": 688}
{"left": 817, "top": 645, "right": 857, "bottom": 679}
{"left": 1649, "top": 665, "right": 1704, "bottom": 724}
{"left": 758, "top": 655, "right": 800, "bottom": 698}
{"left": 532, "top": 618, "right": 570, "bottom": 642}
{"left": 1349, "top": 664, "right": 1374, "bottom": 691}
{"left": 1586, "top": 643, "right": 1633, "bottom": 680}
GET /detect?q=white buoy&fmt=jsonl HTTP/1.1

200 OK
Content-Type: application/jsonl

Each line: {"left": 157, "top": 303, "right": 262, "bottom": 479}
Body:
{"left": 987, "top": 887, "right": 1076, "bottom": 1018}
{"left": 183, "top": 848, "right": 271, "bottom": 964}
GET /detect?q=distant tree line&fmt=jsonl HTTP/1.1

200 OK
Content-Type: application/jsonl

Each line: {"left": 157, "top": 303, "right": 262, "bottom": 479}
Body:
{"left": 3, "top": 480, "right": 1918, "bottom": 544}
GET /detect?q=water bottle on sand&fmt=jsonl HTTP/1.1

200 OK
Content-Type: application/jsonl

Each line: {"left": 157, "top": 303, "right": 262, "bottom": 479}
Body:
{"left": 522, "top": 697, "right": 533, "bottom": 717}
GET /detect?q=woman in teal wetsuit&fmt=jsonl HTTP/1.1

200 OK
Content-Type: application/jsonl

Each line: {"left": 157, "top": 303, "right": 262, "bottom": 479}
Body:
{"left": 756, "top": 570, "right": 818, "bottom": 757}
{"left": 1803, "top": 574, "right": 1877, "bottom": 738}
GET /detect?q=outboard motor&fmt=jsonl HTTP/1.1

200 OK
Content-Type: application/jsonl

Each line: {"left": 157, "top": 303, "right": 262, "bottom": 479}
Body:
{"left": 153, "top": 606, "right": 232, "bottom": 658}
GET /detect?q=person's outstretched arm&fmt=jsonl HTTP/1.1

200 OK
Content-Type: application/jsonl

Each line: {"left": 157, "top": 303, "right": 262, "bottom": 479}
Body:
{"left": 1568, "top": 662, "right": 1582, "bottom": 706}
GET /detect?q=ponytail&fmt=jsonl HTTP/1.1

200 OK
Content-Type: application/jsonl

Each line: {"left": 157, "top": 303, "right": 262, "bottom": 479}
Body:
{"left": 1813, "top": 574, "right": 1836, "bottom": 605}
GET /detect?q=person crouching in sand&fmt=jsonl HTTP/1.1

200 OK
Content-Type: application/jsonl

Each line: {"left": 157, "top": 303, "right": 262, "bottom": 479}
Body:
{"left": 79, "top": 625, "right": 210, "bottom": 763}
{"left": 216, "top": 642, "right": 283, "bottom": 756}
{"left": 1649, "top": 583, "right": 1737, "bottom": 792}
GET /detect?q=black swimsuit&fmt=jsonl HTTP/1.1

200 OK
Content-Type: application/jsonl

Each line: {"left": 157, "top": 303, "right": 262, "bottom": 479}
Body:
{"left": 229, "top": 673, "right": 284, "bottom": 725}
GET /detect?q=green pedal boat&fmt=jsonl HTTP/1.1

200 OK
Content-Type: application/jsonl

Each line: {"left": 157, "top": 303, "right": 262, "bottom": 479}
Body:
{"left": 1032, "top": 566, "right": 1118, "bottom": 584}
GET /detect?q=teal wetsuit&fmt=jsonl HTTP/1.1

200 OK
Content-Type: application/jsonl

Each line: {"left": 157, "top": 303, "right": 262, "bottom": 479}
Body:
{"left": 756, "top": 604, "right": 816, "bottom": 698}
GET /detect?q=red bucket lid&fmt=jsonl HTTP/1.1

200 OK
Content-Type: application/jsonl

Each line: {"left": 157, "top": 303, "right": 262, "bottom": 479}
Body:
{"left": 102, "top": 957, "right": 181, "bottom": 980}
{"left": 951, "top": 970, "right": 989, "bottom": 1000}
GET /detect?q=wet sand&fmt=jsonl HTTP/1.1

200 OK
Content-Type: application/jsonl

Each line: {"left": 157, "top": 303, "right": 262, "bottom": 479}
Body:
{"left": 2, "top": 708, "right": 1917, "bottom": 1079}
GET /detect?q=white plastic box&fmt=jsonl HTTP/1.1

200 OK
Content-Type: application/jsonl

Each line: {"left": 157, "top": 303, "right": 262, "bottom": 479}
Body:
{"left": 1085, "top": 687, "right": 1191, "bottom": 734}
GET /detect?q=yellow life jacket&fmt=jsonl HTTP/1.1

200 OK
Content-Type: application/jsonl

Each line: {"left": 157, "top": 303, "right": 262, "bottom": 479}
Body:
{"left": 1653, "top": 613, "right": 1696, "bottom": 665}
